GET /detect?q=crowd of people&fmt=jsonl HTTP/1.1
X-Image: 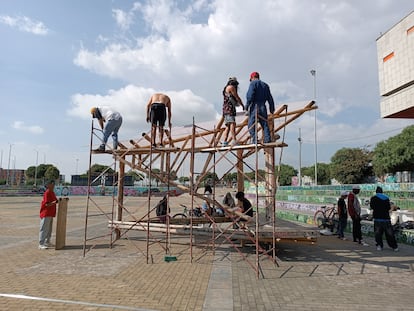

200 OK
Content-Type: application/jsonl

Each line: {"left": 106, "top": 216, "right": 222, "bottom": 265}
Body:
{"left": 336, "top": 185, "right": 399, "bottom": 251}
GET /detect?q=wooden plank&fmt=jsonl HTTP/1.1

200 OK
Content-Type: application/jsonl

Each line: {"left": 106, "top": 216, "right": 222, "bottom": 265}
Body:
{"left": 55, "top": 198, "right": 69, "bottom": 250}
{"left": 200, "top": 142, "right": 287, "bottom": 153}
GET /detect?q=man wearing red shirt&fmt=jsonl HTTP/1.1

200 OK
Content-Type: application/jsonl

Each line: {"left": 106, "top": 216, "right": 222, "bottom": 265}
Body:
{"left": 39, "top": 180, "right": 58, "bottom": 249}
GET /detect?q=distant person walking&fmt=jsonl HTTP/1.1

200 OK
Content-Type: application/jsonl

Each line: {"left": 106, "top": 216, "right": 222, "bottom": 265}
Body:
{"left": 370, "top": 186, "right": 398, "bottom": 251}
{"left": 222, "top": 77, "right": 244, "bottom": 146}
{"left": 337, "top": 191, "right": 348, "bottom": 240}
{"left": 146, "top": 93, "right": 172, "bottom": 147}
{"left": 90, "top": 106, "right": 123, "bottom": 151}
{"left": 38, "top": 180, "right": 58, "bottom": 249}
{"left": 245, "top": 72, "right": 275, "bottom": 144}
{"left": 348, "top": 185, "right": 367, "bottom": 245}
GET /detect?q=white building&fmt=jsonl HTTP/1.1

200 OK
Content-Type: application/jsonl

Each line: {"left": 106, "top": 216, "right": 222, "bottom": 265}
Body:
{"left": 376, "top": 11, "right": 414, "bottom": 118}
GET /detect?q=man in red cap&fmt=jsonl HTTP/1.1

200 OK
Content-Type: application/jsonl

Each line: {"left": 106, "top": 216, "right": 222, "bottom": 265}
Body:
{"left": 245, "top": 72, "right": 275, "bottom": 144}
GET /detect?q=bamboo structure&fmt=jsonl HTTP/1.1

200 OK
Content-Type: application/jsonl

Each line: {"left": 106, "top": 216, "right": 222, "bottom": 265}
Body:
{"left": 83, "top": 100, "right": 318, "bottom": 277}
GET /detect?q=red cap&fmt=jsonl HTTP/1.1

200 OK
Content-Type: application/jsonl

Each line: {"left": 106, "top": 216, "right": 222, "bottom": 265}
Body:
{"left": 250, "top": 72, "right": 259, "bottom": 80}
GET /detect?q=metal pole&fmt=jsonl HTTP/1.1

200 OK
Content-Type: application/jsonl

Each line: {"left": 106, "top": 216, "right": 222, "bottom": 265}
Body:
{"left": 34, "top": 150, "right": 39, "bottom": 187}
{"left": 6, "top": 143, "right": 13, "bottom": 186}
{"left": 298, "top": 128, "right": 302, "bottom": 187}
{"left": 310, "top": 69, "right": 318, "bottom": 185}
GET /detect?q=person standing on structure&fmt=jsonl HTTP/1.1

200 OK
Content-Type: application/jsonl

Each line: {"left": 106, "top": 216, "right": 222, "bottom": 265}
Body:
{"left": 370, "top": 186, "right": 398, "bottom": 251}
{"left": 146, "top": 93, "right": 172, "bottom": 147}
{"left": 38, "top": 180, "right": 58, "bottom": 249}
{"left": 222, "top": 77, "right": 244, "bottom": 146}
{"left": 245, "top": 72, "right": 275, "bottom": 144}
{"left": 348, "top": 185, "right": 368, "bottom": 246}
{"left": 337, "top": 191, "right": 348, "bottom": 240}
{"left": 90, "top": 106, "right": 123, "bottom": 152}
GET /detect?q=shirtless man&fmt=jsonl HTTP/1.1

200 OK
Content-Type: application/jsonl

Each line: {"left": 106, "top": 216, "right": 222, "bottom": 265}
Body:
{"left": 146, "top": 93, "right": 172, "bottom": 147}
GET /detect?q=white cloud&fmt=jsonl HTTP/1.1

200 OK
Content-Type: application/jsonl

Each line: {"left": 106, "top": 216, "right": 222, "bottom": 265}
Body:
{"left": 0, "top": 15, "right": 49, "bottom": 35}
{"left": 67, "top": 84, "right": 218, "bottom": 138}
{"left": 12, "top": 121, "right": 44, "bottom": 134}
{"left": 112, "top": 9, "right": 134, "bottom": 31}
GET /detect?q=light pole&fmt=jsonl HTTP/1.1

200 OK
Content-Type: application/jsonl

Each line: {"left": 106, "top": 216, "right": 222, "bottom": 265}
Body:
{"left": 310, "top": 69, "right": 318, "bottom": 186}
{"left": 34, "top": 150, "right": 39, "bottom": 187}
{"left": 6, "top": 143, "right": 13, "bottom": 186}
{"left": 298, "top": 128, "right": 302, "bottom": 187}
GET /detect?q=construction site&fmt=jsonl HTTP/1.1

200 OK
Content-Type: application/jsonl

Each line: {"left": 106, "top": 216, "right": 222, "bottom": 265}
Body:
{"left": 83, "top": 100, "right": 319, "bottom": 278}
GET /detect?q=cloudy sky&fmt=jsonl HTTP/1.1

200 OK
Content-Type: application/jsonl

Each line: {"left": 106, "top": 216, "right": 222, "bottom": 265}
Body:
{"left": 0, "top": 0, "right": 413, "bottom": 182}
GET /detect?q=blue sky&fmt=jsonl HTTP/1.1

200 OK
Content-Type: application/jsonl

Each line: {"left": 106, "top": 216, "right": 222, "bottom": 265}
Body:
{"left": 0, "top": 0, "right": 413, "bottom": 182}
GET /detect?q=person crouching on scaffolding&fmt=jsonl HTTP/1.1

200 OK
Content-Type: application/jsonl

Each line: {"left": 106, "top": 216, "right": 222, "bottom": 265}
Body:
{"left": 146, "top": 93, "right": 172, "bottom": 148}
{"left": 90, "top": 107, "right": 123, "bottom": 152}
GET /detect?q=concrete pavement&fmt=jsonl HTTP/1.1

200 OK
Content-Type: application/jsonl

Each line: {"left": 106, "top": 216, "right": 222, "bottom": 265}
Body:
{"left": 0, "top": 196, "right": 413, "bottom": 310}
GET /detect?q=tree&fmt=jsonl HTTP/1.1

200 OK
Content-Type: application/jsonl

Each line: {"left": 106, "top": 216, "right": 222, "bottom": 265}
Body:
{"left": 222, "top": 172, "right": 238, "bottom": 187}
{"left": 45, "top": 166, "right": 60, "bottom": 182}
{"left": 330, "top": 147, "right": 373, "bottom": 184}
{"left": 198, "top": 172, "right": 219, "bottom": 185}
{"left": 302, "top": 163, "right": 331, "bottom": 185}
{"left": 372, "top": 125, "right": 414, "bottom": 177}
{"left": 245, "top": 170, "right": 266, "bottom": 182}
{"left": 26, "top": 166, "right": 36, "bottom": 179}
{"left": 278, "top": 164, "right": 297, "bottom": 186}
{"left": 87, "top": 164, "right": 115, "bottom": 176}
{"left": 178, "top": 176, "right": 190, "bottom": 184}
{"left": 125, "top": 170, "right": 144, "bottom": 182}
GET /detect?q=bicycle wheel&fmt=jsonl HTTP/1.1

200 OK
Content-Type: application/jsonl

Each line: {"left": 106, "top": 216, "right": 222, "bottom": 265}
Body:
{"left": 314, "top": 211, "right": 326, "bottom": 229}
{"left": 172, "top": 213, "right": 187, "bottom": 219}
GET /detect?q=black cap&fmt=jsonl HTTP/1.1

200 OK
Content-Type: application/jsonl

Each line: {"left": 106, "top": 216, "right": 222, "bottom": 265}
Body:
{"left": 376, "top": 186, "right": 383, "bottom": 193}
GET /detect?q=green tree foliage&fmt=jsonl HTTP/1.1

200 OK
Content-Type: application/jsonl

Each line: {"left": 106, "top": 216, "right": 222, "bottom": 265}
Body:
{"left": 26, "top": 166, "right": 36, "bottom": 179}
{"left": 178, "top": 176, "right": 190, "bottom": 183}
{"left": 301, "top": 163, "right": 331, "bottom": 185}
{"left": 45, "top": 166, "right": 60, "bottom": 182}
{"left": 372, "top": 125, "right": 414, "bottom": 176}
{"left": 330, "top": 147, "right": 373, "bottom": 184}
{"left": 278, "top": 164, "right": 297, "bottom": 186}
{"left": 245, "top": 170, "right": 266, "bottom": 182}
{"left": 317, "top": 163, "right": 331, "bottom": 185}
{"left": 198, "top": 172, "right": 219, "bottom": 185}
{"left": 87, "top": 164, "right": 115, "bottom": 176}
{"left": 125, "top": 170, "right": 145, "bottom": 182}
{"left": 222, "top": 172, "right": 238, "bottom": 186}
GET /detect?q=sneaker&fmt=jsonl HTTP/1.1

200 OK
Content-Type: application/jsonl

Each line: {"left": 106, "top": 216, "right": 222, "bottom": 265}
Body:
{"left": 393, "top": 248, "right": 399, "bottom": 252}
{"left": 94, "top": 145, "right": 105, "bottom": 152}
{"left": 45, "top": 242, "right": 55, "bottom": 247}
{"left": 341, "top": 237, "right": 347, "bottom": 241}
{"left": 38, "top": 245, "right": 48, "bottom": 250}
{"left": 360, "top": 241, "right": 369, "bottom": 246}
{"left": 376, "top": 245, "right": 383, "bottom": 251}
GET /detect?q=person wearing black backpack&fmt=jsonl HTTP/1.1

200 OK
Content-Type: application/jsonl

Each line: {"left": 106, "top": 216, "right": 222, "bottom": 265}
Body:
{"left": 370, "top": 186, "right": 398, "bottom": 252}
{"left": 337, "top": 191, "right": 348, "bottom": 240}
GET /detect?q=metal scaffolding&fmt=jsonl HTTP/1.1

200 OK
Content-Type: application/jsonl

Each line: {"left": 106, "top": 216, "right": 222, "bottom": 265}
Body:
{"left": 83, "top": 100, "right": 318, "bottom": 277}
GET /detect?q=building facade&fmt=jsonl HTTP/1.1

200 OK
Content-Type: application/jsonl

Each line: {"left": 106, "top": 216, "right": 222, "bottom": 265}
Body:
{"left": 376, "top": 11, "right": 414, "bottom": 118}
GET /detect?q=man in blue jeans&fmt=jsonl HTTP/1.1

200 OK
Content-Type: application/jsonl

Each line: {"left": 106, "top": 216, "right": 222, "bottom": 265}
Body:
{"left": 90, "top": 106, "right": 123, "bottom": 151}
{"left": 245, "top": 72, "right": 275, "bottom": 144}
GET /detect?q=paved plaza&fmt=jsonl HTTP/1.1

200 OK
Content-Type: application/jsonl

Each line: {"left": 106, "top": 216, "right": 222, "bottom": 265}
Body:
{"left": 0, "top": 196, "right": 413, "bottom": 310}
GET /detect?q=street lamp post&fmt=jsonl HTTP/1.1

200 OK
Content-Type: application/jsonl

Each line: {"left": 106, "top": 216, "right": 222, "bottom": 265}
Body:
{"left": 6, "top": 143, "right": 13, "bottom": 186}
{"left": 298, "top": 128, "right": 302, "bottom": 187}
{"left": 310, "top": 69, "right": 318, "bottom": 186}
{"left": 34, "top": 150, "right": 39, "bottom": 187}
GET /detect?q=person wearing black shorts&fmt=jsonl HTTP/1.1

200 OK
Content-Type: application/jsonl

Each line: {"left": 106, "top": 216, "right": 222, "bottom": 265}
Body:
{"left": 146, "top": 93, "right": 172, "bottom": 147}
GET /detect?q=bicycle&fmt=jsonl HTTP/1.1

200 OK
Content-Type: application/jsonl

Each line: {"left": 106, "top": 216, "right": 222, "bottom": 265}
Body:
{"left": 313, "top": 204, "right": 339, "bottom": 233}
{"left": 172, "top": 204, "right": 203, "bottom": 219}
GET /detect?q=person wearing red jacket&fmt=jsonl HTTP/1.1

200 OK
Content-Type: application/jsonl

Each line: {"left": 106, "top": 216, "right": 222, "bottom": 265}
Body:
{"left": 347, "top": 185, "right": 368, "bottom": 246}
{"left": 39, "top": 180, "right": 58, "bottom": 249}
